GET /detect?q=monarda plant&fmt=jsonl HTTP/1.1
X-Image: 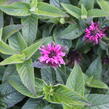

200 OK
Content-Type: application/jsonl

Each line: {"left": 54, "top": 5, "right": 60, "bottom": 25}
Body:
{"left": 0, "top": 0, "right": 109, "bottom": 109}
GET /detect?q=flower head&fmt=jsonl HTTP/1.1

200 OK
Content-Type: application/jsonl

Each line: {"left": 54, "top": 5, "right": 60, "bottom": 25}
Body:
{"left": 85, "top": 22, "right": 105, "bottom": 44}
{"left": 66, "top": 50, "right": 82, "bottom": 67}
{"left": 39, "top": 43, "right": 65, "bottom": 67}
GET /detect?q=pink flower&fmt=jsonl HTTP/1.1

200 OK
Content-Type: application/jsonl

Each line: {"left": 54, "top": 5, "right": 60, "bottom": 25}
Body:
{"left": 66, "top": 50, "right": 82, "bottom": 67}
{"left": 39, "top": 43, "right": 65, "bottom": 67}
{"left": 84, "top": 22, "right": 105, "bottom": 44}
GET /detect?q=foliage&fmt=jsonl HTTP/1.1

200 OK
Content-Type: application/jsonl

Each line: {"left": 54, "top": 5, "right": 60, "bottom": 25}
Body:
{"left": 0, "top": 0, "right": 109, "bottom": 109}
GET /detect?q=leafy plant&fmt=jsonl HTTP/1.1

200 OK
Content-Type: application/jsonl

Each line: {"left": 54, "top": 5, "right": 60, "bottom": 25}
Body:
{"left": 0, "top": 0, "right": 109, "bottom": 109}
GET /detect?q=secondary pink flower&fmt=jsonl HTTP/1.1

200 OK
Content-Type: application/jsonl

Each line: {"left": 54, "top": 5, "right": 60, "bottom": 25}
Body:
{"left": 85, "top": 22, "right": 105, "bottom": 44}
{"left": 39, "top": 43, "right": 65, "bottom": 67}
{"left": 66, "top": 50, "right": 82, "bottom": 67}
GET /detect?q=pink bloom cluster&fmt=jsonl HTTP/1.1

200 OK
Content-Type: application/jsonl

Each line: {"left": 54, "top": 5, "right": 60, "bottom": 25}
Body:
{"left": 39, "top": 43, "right": 65, "bottom": 67}
{"left": 85, "top": 22, "right": 105, "bottom": 44}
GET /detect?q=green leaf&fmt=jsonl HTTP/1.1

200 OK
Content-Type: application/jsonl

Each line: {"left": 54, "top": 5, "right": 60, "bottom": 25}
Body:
{"left": 41, "top": 67, "right": 56, "bottom": 84}
{"left": 35, "top": 77, "right": 47, "bottom": 97}
{"left": 54, "top": 35, "right": 72, "bottom": 49}
{"left": 0, "top": 0, "right": 22, "bottom": 5}
{"left": 0, "top": 2, "right": 31, "bottom": 16}
{"left": 0, "top": 11, "right": 3, "bottom": 40}
{"left": 58, "top": 24, "right": 83, "bottom": 40}
{"left": 22, "top": 99, "right": 62, "bottom": 109}
{"left": 22, "top": 37, "right": 50, "bottom": 60}
{"left": 8, "top": 32, "right": 27, "bottom": 51}
{"left": 43, "top": 84, "right": 87, "bottom": 106}
{"left": 2, "top": 65, "right": 16, "bottom": 82}
{"left": 97, "top": 0, "right": 109, "bottom": 12}
{"left": 81, "top": 4, "right": 87, "bottom": 19}
{"left": 63, "top": 104, "right": 82, "bottom": 109}
{"left": 0, "top": 82, "right": 24, "bottom": 108}
{"left": 61, "top": 3, "right": 81, "bottom": 19}
{"left": 0, "top": 41, "right": 18, "bottom": 55}
{"left": 99, "top": 40, "right": 108, "bottom": 51}
{"left": 0, "top": 66, "right": 5, "bottom": 81}
{"left": 88, "top": 9, "right": 109, "bottom": 18}
{"left": 9, "top": 74, "right": 38, "bottom": 98}
{"left": 0, "top": 98, "right": 7, "bottom": 109}
{"left": 22, "top": 99, "right": 40, "bottom": 109}
{"left": 16, "top": 59, "right": 36, "bottom": 94}
{"left": 85, "top": 94, "right": 109, "bottom": 109}
{"left": 0, "top": 53, "right": 25, "bottom": 66}
{"left": 22, "top": 99, "right": 44, "bottom": 109}
{"left": 79, "top": 0, "right": 95, "bottom": 10}
{"left": 21, "top": 15, "right": 38, "bottom": 45}
{"left": 0, "top": 28, "right": 3, "bottom": 41}
{"left": 86, "top": 57, "right": 102, "bottom": 80}
{"left": 54, "top": 67, "right": 67, "bottom": 84}
{"left": 33, "top": 2, "right": 67, "bottom": 17}
{"left": 30, "top": 0, "right": 38, "bottom": 8}
{"left": 50, "top": 0, "right": 70, "bottom": 8}
{"left": 2, "top": 24, "right": 23, "bottom": 41}
{"left": 86, "top": 76, "right": 109, "bottom": 89}
{"left": 0, "top": 0, "right": 7, "bottom": 5}
{"left": 66, "top": 63, "right": 85, "bottom": 96}
{"left": 9, "top": 74, "right": 46, "bottom": 99}
{"left": 22, "top": 0, "right": 31, "bottom": 3}
{"left": 0, "top": 11, "right": 3, "bottom": 28}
